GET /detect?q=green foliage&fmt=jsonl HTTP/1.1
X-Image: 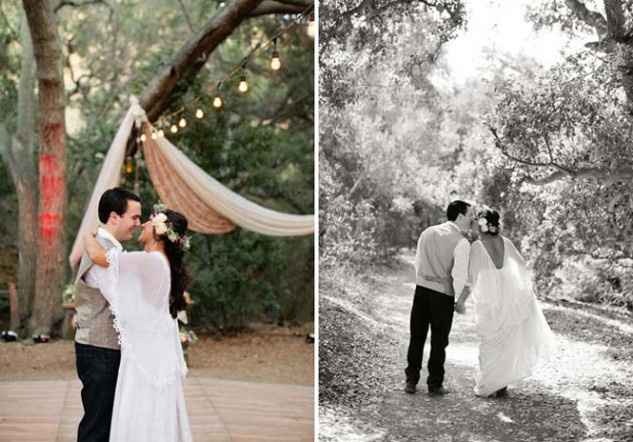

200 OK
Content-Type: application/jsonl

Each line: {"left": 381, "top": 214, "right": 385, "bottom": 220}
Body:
{"left": 487, "top": 46, "right": 633, "bottom": 305}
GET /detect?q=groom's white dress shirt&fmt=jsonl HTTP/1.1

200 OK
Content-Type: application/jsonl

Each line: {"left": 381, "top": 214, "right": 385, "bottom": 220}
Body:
{"left": 415, "top": 221, "right": 470, "bottom": 298}
{"left": 84, "top": 227, "right": 123, "bottom": 289}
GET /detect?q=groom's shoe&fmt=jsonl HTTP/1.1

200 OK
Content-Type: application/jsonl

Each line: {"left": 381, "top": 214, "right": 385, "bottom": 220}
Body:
{"left": 495, "top": 387, "right": 508, "bottom": 398}
{"left": 404, "top": 382, "right": 417, "bottom": 394}
{"left": 428, "top": 386, "right": 449, "bottom": 396}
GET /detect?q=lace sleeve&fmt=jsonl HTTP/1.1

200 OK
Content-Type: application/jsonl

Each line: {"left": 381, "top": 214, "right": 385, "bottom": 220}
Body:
{"left": 91, "top": 248, "right": 122, "bottom": 307}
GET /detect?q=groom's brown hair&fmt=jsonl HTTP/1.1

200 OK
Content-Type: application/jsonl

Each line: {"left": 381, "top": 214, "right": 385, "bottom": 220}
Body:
{"left": 98, "top": 187, "right": 141, "bottom": 223}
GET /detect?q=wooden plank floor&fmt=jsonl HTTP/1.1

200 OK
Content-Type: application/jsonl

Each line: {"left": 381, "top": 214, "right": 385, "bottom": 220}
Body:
{"left": 0, "top": 377, "right": 314, "bottom": 442}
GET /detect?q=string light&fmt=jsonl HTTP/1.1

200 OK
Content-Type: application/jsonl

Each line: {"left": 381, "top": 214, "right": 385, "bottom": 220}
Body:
{"left": 271, "top": 38, "right": 281, "bottom": 71}
{"left": 145, "top": 4, "right": 312, "bottom": 137}
{"left": 238, "top": 66, "right": 249, "bottom": 94}
{"left": 140, "top": 133, "right": 147, "bottom": 142}
{"left": 307, "top": 14, "right": 315, "bottom": 38}
{"left": 125, "top": 157, "right": 133, "bottom": 174}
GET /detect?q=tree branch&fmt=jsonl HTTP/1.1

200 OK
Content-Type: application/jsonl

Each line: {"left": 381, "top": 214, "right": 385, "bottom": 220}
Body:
{"left": 54, "top": 0, "right": 112, "bottom": 14}
{"left": 564, "top": 0, "right": 608, "bottom": 37}
{"left": 176, "top": 0, "right": 195, "bottom": 33}
{"left": 604, "top": 0, "right": 626, "bottom": 40}
{"left": 488, "top": 125, "right": 633, "bottom": 184}
{"left": 249, "top": 1, "right": 309, "bottom": 16}
{"left": 523, "top": 166, "right": 633, "bottom": 185}
{"left": 139, "top": 0, "right": 265, "bottom": 122}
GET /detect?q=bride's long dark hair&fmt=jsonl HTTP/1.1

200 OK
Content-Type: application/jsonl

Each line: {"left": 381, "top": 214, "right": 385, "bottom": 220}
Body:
{"left": 154, "top": 209, "right": 190, "bottom": 318}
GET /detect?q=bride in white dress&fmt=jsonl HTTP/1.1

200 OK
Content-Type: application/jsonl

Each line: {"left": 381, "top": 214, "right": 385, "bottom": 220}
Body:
{"left": 84, "top": 205, "right": 193, "bottom": 442}
{"left": 465, "top": 208, "right": 556, "bottom": 398}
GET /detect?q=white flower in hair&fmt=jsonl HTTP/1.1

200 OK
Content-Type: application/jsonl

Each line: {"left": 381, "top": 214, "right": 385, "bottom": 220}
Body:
{"left": 150, "top": 202, "right": 192, "bottom": 250}
{"left": 478, "top": 218, "right": 488, "bottom": 227}
{"left": 152, "top": 213, "right": 169, "bottom": 235}
{"left": 154, "top": 213, "right": 167, "bottom": 223}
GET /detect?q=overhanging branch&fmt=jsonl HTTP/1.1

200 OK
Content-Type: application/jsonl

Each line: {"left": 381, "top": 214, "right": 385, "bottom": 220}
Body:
{"left": 488, "top": 125, "right": 633, "bottom": 185}
{"left": 250, "top": 0, "right": 311, "bottom": 16}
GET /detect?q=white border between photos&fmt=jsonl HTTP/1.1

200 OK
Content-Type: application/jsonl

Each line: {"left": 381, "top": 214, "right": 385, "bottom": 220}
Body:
{"left": 313, "top": 0, "right": 320, "bottom": 439}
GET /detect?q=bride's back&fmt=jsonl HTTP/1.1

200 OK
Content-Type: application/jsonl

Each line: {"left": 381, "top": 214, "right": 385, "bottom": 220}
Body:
{"left": 479, "top": 234, "right": 505, "bottom": 269}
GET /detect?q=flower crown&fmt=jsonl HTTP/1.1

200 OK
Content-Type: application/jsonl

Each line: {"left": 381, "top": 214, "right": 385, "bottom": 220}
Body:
{"left": 477, "top": 206, "right": 500, "bottom": 234}
{"left": 151, "top": 203, "right": 191, "bottom": 250}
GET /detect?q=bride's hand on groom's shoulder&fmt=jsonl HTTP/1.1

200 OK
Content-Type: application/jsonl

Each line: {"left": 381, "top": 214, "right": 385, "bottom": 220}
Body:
{"left": 84, "top": 232, "right": 97, "bottom": 248}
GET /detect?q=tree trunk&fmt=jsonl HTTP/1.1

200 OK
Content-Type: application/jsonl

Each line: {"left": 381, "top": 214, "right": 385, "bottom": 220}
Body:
{"left": 23, "top": 0, "right": 67, "bottom": 336}
{"left": 16, "top": 180, "right": 38, "bottom": 326}
{"left": 8, "top": 282, "right": 19, "bottom": 331}
{"left": 0, "top": 8, "right": 40, "bottom": 333}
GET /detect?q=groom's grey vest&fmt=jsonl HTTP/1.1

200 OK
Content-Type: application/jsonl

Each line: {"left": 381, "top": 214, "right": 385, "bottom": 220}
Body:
{"left": 73, "top": 236, "right": 120, "bottom": 350}
{"left": 415, "top": 221, "right": 465, "bottom": 296}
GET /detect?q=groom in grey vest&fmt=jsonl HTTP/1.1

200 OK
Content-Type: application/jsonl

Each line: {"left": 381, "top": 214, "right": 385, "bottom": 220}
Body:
{"left": 405, "top": 200, "right": 474, "bottom": 396}
{"left": 74, "top": 188, "right": 141, "bottom": 442}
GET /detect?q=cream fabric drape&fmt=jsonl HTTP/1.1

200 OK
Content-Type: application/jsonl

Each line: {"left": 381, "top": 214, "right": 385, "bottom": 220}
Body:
{"left": 68, "top": 99, "right": 139, "bottom": 268}
{"left": 69, "top": 97, "right": 314, "bottom": 268}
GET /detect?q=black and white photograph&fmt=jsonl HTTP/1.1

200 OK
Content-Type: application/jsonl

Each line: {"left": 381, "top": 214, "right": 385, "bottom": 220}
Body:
{"left": 319, "top": 0, "right": 633, "bottom": 441}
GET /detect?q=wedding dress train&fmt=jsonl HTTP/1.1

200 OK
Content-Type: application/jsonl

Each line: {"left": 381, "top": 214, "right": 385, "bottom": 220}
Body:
{"left": 469, "top": 237, "right": 556, "bottom": 397}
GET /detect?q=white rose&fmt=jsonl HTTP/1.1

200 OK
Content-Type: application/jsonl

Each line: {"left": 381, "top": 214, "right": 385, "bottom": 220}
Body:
{"left": 478, "top": 218, "right": 488, "bottom": 227}
{"left": 154, "top": 213, "right": 167, "bottom": 224}
{"left": 155, "top": 223, "right": 168, "bottom": 235}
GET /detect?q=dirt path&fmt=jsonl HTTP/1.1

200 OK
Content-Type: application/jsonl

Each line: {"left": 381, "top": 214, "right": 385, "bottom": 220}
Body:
{"left": 319, "top": 253, "right": 633, "bottom": 442}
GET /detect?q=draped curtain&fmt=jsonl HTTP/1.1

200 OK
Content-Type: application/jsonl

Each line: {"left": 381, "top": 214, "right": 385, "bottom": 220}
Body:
{"left": 69, "top": 97, "right": 314, "bottom": 268}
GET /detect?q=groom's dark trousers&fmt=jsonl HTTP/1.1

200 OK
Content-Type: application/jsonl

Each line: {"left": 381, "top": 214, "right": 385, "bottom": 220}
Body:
{"left": 405, "top": 285, "right": 455, "bottom": 389}
{"left": 75, "top": 342, "right": 120, "bottom": 442}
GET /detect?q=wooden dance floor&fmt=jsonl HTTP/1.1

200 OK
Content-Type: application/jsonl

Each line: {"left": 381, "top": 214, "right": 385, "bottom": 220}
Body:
{"left": 0, "top": 377, "right": 314, "bottom": 441}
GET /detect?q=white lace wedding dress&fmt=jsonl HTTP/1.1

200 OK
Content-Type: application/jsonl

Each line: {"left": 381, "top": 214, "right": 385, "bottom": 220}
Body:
{"left": 94, "top": 249, "right": 193, "bottom": 442}
{"left": 469, "top": 237, "right": 556, "bottom": 397}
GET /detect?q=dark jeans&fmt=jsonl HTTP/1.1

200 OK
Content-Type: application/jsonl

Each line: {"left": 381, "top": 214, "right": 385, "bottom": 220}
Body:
{"left": 75, "top": 342, "right": 121, "bottom": 442}
{"left": 405, "top": 285, "right": 455, "bottom": 389}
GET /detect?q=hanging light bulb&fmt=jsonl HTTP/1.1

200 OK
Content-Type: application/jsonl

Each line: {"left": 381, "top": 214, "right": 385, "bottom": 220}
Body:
{"left": 179, "top": 117, "right": 187, "bottom": 128}
{"left": 271, "top": 38, "right": 281, "bottom": 71}
{"left": 139, "top": 133, "right": 147, "bottom": 142}
{"left": 158, "top": 129, "right": 165, "bottom": 138}
{"left": 307, "top": 14, "right": 315, "bottom": 38}
{"left": 151, "top": 131, "right": 158, "bottom": 140}
{"left": 125, "top": 157, "right": 133, "bottom": 174}
{"left": 213, "top": 82, "right": 224, "bottom": 110}
{"left": 196, "top": 109, "right": 204, "bottom": 119}
{"left": 238, "top": 76, "right": 248, "bottom": 93}
{"left": 170, "top": 124, "right": 178, "bottom": 134}
{"left": 238, "top": 67, "right": 249, "bottom": 94}
{"left": 213, "top": 96, "right": 223, "bottom": 110}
